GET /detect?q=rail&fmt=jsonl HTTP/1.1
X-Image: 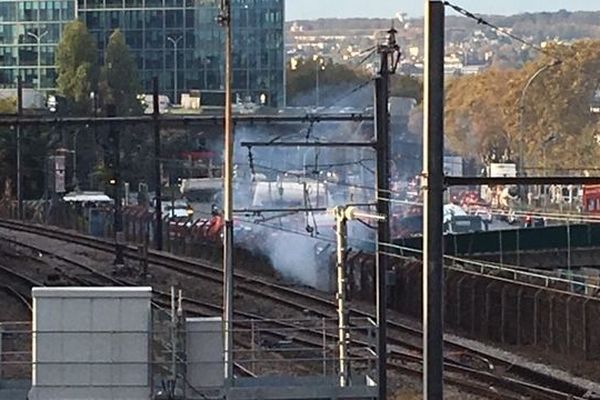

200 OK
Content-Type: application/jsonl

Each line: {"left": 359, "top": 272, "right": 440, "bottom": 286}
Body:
{"left": 0, "top": 218, "right": 595, "bottom": 399}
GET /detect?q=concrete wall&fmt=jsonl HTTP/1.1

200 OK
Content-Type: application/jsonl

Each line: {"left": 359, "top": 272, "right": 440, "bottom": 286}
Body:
{"left": 186, "top": 317, "right": 224, "bottom": 394}
{"left": 28, "top": 287, "right": 152, "bottom": 400}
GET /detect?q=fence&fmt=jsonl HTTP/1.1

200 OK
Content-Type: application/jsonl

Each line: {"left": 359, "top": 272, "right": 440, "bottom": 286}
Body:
{"left": 0, "top": 200, "right": 221, "bottom": 257}
{"left": 396, "top": 222, "right": 600, "bottom": 256}
{"left": 0, "top": 314, "right": 378, "bottom": 398}
{"left": 346, "top": 252, "right": 600, "bottom": 361}
{"left": 4, "top": 200, "right": 599, "bottom": 363}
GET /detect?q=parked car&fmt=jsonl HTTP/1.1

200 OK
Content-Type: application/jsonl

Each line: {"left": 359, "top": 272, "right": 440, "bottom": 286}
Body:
{"left": 155, "top": 198, "right": 193, "bottom": 219}
{"left": 443, "top": 215, "right": 488, "bottom": 234}
{"left": 522, "top": 215, "right": 546, "bottom": 228}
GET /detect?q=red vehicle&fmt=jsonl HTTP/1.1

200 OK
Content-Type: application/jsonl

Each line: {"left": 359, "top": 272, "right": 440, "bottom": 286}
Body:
{"left": 459, "top": 191, "right": 493, "bottom": 223}
{"left": 582, "top": 185, "right": 600, "bottom": 213}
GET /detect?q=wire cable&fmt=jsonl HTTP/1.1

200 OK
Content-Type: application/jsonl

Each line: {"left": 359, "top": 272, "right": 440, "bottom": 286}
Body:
{"left": 357, "top": 49, "right": 377, "bottom": 67}
{"left": 443, "top": 1, "right": 557, "bottom": 58}
{"left": 234, "top": 215, "right": 593, "bottom": 290}
{"left": 320, "top": 78, "right": 375, "bottom": 110}
{"left": 194, "top": 198, "right": 593, "bottom": 286}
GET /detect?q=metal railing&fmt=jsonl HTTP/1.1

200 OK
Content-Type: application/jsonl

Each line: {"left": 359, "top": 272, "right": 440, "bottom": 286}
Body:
{"left": 381, "top": 241, "right": 600, "bottom": 297}
{"left": 0, "top": 315, "right": 378, "bottom": 393}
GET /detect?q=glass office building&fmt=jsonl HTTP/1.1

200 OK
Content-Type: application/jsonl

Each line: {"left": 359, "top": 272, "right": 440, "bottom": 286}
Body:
{"left": 1, "top": 0, "right": 284, "bottom": 106}
{"left": 79, "top": 0, "right": 284, "bottom": 106}
{"left": 194, "top": 0, "right": 285, "bottom": 106}
{"left": 0, "top": 0, "right": 76, "bottom": 90}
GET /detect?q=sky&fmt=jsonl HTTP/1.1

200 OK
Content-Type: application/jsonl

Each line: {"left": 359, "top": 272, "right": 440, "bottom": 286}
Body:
{"left": 286, "top": 1, "right": 599, "bottom": 21}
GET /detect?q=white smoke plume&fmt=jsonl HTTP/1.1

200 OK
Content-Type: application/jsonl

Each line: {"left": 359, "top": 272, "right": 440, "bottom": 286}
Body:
{"left": 202, "top": 86, "right": 402, "bottom": 289}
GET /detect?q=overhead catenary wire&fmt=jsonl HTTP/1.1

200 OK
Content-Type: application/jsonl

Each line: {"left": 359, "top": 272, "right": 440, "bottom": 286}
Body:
{"left": 234, "top": 161, "right": 599, "bottom": 222}
{"left": 357, "top": 49, "right": 378, "bottom": 67}
{"left": 443, "top": 1, "right": 557, "bottom": 58}
{"left": 319, "top": 78, "right": 375, "bottom": 111}
{"left": 357, "top": 44, "right": 377, "bottom": 56}
{"left": 173, "top": 154, "right": 594, "bottom": 224}
{"left": 185, "top": 205, "right": 590, "bottom": 288}
{"left": 230, "top": 213, "right": 593, "bottom": 290}
{"left": 238, "top": 159, "right": 375, "bottom": 171}
{"left": 232, "top": 171, "right": 599, "bottom": 224}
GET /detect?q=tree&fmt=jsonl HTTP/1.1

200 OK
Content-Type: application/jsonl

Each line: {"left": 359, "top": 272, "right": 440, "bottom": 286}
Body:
{"left": 287, "top": 58, "right": 423, "bottom": 107}
{"left": 445, "top": 68, "right": 520, "bottom": 163}
{"left": 390, "top": 75, "right": 422, "bottom": 103}
{"left": 55, "top": 20, "right": 98, "bottom": 112}
{"left": 444, "top": 40, "right": 600, "bottom": 172}
{"left": 0, "top": 98, "right": 15, "bottom": 199}
{"left": 99, "top": 30, "right": 142, "bottom": 115}
{"left": 0, "top": 98, "right": 14, "bottom": 113}
{"left": 0, "top": 98, "right": 51, "bottom": 200}
{"left": 286, "top": 58, "right": 370, "bottom": 107}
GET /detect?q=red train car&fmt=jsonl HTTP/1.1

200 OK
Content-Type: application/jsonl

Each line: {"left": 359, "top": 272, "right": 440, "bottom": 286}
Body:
{"left": 582, "top": 185, "right": 600, "bottom": 213}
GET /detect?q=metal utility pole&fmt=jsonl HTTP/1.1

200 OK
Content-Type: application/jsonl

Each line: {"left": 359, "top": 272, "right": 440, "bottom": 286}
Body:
{"left": 167, "top": 35, "right": 183, "bottom": 104}
{"left": 153, "top": 78, "right": 163, "bottom": 250}
{"left": 422, "top": 1, "right": 445, "bottom": 399}
{"left": 219, "top": 0, "right": 235, "bottom": 384}
{"left": 334, "top": 206, "right": 349, "bottom": 387}
{"left": 16, "top": 76, "right": 23, "bottom": 220}
{"left": 375, "top": 25, "right": 399, "bottom": 400}
{"left": 170, "top": 286, "right": 178, "bottom": 384}
{"left": 107, "top": 104, "right": 124, "bottom": 266}
{"left": 26, "top": 30, "right": 48, "bottom": 91}
{"left": 334, "top": 206, "right": 385, "bottom": 388}
{"left": 72, "top": 130, "right": 79, "bottom": 190}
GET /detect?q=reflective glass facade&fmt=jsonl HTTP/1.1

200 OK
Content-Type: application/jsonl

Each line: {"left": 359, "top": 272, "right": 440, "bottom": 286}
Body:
{"left": 80, "top": 0, "right": 284, "bottom": 106}
{"left": 194, "top": 0, "right": 285, "bottom": 106}
{"left": 1, "top": 0, "right": 284, "bottom": 106}
{"left": 0, "top": 0, "right": 75, "bottom": 90}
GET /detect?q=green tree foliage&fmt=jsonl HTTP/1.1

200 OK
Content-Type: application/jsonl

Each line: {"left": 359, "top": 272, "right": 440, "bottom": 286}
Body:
{"left": 0, "top": 97, "right": 51, "bottom": 200}
{"left": 55, "top": 20, "right": 98, "bottom": 111}
{"left": 286, "top": 58, "right": 369, "bottom": 106}
{"left": 99, "top": 30, "right": 142, "bottom": 115}
{"left": 286, "top": 58, "right": 422, "bottom": 107}
{"left": 0, "top": 98, "right": 16, "bottom": 199}
{"left": 390, "top": 75, "right": 422, "bottom": 103}
{"left": 0, "top": 97, "right": 14, "bottom": 113}
{"left": 444, "top": 40, "right": 600, "bottom": 171}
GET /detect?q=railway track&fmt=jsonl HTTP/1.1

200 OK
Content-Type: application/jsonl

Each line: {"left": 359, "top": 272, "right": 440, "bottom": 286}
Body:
{"left": 0, "top": 263, "right": 35, "bottom": 312}
{"left": 0, "top": 244, "right": 541, "bottom": 400}
{"left": 0, "top": 256, "right": 259, "bottom": 378}
{"left": 0, "top": 218, "right": 593, "bottom": 399}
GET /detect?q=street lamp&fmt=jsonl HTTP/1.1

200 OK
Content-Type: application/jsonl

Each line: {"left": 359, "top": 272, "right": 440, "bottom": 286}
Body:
{"left": 89, "top": 91, "right": 98, "bottom": 117}
{"left": 313, "top": 55, "right": 326, "bottom": 107}
{"left": 517, "top": 59, "right": 561, "bottom": 176}
{"left": 167, "top": 35, "right": 183, "bottom": 104}
{"left": 27, "top": 30, "right": 48, "bottom": 91}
